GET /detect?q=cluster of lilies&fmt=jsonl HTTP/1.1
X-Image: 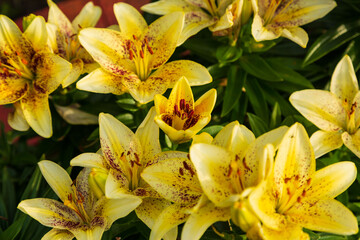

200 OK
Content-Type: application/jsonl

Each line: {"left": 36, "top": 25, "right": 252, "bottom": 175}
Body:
{"left": 1, "top": 0, "right": 359, "bottom": 239}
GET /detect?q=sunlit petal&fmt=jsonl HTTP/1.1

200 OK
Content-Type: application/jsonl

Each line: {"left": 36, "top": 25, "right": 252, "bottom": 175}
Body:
{"left": 62, "top": 58, "right": 83, "bottom": 87}
{"left": 70, "top": 153, "right": 107, "bottom": 170}
{"left": 182, "top": 202, "right": 231, "bottom": 240}
{"left": 330, "top": 55, "right": 359, "bottom": 107}
{"left": 23, "top": 16, "right": 48, "bottom": 51}
{"left": 76, "top": 68, "right": 128, "bottom": 95}
{"left": 71, "top": 227, "right": 104, "bottom": 240}
{"left": 281, "top": 27, "right": 308, "bottom": 48}
{"left": 167, "top": 77, "right": 194, "bottom": 112}
{"left": 38, "top": 160, "right": 73, "bottom": 202}
{"left": 290, "top": 90, "right": 346, "bottom": 131}
{"left": 0, "top": 75, "right": 28, "bottom": 105}
{"left": 114, "top": 2, "right": 148, "bottom": 38}
{"left": 192, "top": 132, "right": 213, "bottom": 144}
{"left": 72, "top": 2, "right": 102, "bottom": 32}
{"left": 142, "top": 156, "right": 202, "bottom": 204}
{"left": 288, "top": 199, "right": 358, "bottom": 235}
{"left": 304, "top": 161, "right": 356, "bottom": 201}
{"left": 342, "top": 130, "right": 360, "bottom": 158}
{"left": 194, "top": 89, "right": 217, "bottom": 114}
{"left": 310, "top": 130, "right": 343, "bottom": 158}
{"left": 8, "top": 102, "right": 29, "bottom": 131}
{"left": 42, "top": 229, "right": 74, "bottom": 240}
{"left": 18, "top": 198, "right": 81, "bottom": 229}
{"left": 78, "top": 28, "right": 136, "bottom": 74}
{"left": 20, "top": 90, "right": 52, "bottom": 138}
{"left": 150, "top": 203, "right": 190, "bottom": 240}
{"left": 105, "top": 170, "right": 131, "bottom": 199}
{"left": 190, "top": 143, "right": 233, "bottom": 206}
{"left": 47, "top": 0, "right": 75, "bottom": 37}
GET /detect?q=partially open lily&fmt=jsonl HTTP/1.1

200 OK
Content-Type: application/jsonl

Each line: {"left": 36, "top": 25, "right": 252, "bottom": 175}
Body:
{"left": 18, "top": 161, "right": 141, "bottom": 240}
{"left": 251, "top": 0, "right": 336, "bottom": 47}
{"left": 290, "top": 55, "right": 360, "bottom": 158}
{"left": 248, "top": 123, "right": 358, "bottom": 239}
{"left": 141, "top": 0, "right": 250, "bottom": 45}
{"left": 46, "top": 0, "right": 101, "bottom": 87}
{"left": 0, "top": 15, "right": 71, "bottom": 138}
{"left": 154, "top": 122, "right": 287, "bottom": 239}
{"left": 154, "top": 76, "right": 216, "bottom": 144}
{"left": 70, "top": 108, "right": 177, "bottom": 239}
{"left": 77, "top": 2, "right": 211, "bottom": 104}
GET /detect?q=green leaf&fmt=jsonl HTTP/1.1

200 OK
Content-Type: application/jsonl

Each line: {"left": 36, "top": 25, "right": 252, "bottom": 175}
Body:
{"left": 207, "top": 64, "right": 230, "bottom": 80}
{"left": 245, "top": 77, "right": 269, "bottom": 123}
{"left": 182, "top": 38, "right": 218, "bottom": 62}
{"left": 2, "top": 167, "right": 16, "bottom": 222}
{"left": 303, "top": 19, "right": 360, "bottom": 66}
{"left": 267, "top": 59, "right": 314, "bottom": 89}
{"left": 269, "top": 102, "right": 281, "bottom": 129}
{"left": 199, "top": 125, "right": 224, "bottom": 137}
{"left": 221, "top": 66, "right": 246, "bottom": 117}
{"left": 239, "top": 55, "right": 282, "bottom": 82}
{"left": 216, "top": 45, "right": 242, "bottom": 65}
{"left": 2, "top": 215, "right": 25, "bottom": 240}
{"left": 247, "top": 113, "right": 268, "bottom": 137}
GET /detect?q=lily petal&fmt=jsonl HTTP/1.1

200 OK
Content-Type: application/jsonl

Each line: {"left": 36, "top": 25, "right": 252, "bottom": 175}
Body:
{"left": 33, "top": 52, "right": 72, "bottom": 94}
{"left": 287, "top": 199, "right": 358, "bottom": 235}
{"left": 78, "top": 28, "right": 136, "bottom": 74}
{"left": 18, "top": 198, "right": 81, "bottom": 229}
{"left": 182, "top": 202, "right": 231, "bottom": 240}
{"left": 208, "top": 6, "right": 233, "bottom": 32}
{"left": 141, "top": 0, "right": 196, "bottom": 15}
{"left": 150, "top": 203, "right": 190, "bottom": 240}
{"left": 145, "top": 12, "right": 184, "bottom": 70}
{"left": 167, "top": 77, "right": 194, "bottom": 112}
{"left": 72, "top": 2, "right": 102, "bottom": 33}
{"left": 330, "top": 55, "right": 359, "bottom": 107}
{"left": 342, "top": 130, "right": 360, "bottom": 158}
{"left": 20, "top": 89, "right": 52, "bottom": 138}
{"left": 142, "top": 156, "right": 202, "bottom": 204}
{"left": 70, "top": 153, "right": 107, "bottom": 170}
{"left": 23, "top": 16, "right": 48, "bottom": 51}
{"left": 99, "top": 113, "right": 142, "bottom": 173}
{"left": 71, "top": 227, "right": 104, "bottom": 240}
{"left": 251, "top": 223, "right": 309, "bottom": 240}
{"left": 76, "top": 68, "right": 128, "bottom": 95}
{"left": 8, "top": 102, "right": 29, "bottom": 131}
{"left": 281, "top": 27, "right": 308, "bottom": 48}
{"left": 105, "top": 169, "right": 131, "bottom": 199}
{"left": 47, "top": 0, "right": 74, "bottom": 37}
{"left": 123, "top": 60, "right": 211, "bottom": 103}
{"left": 274, "top": 123, "right": 315, "bottom": 213}
{"left": 290, "top": 90, "right": 347, "bottom": 131}
{"left": 194, "top": 88, "right": 217, "bottom": 114}
{"left": 54, "top": 104, "right": 98, "bottom": 125}
{"left": 38, "top": 160, "right": 73, "bottom": 202}
{"left": 114, "top": 3, "right": 148, "bottom": 38}
{"left": 135, "top": 107, "right": 161, "bottom": 166}
{"left": 190, "top": 143, "right": 233, "bottom": 206}
{"left": 0, "top": 75, "right": 28, "bottom": 105}
{"left": 100, "top": 197, "right": 142, "bottom": 227}
{"left": 135, "top": 198, "right": 172, "bottom": 232}
{"left": 310, "top": 130, "right": 343, "bottom": 158}
{"left": 42, "top": 229, "right": 74, "bottom": 240}
{"left": 192, "top": 132, "right": 213, "bottom": 144}
{"left": 243, "top": 126, "right": 288, "bottom": 188}
{"left": 304, "top": 161, "right": 356, "bottom": 201}
{"left": 62, "top": 58, "right": 83, "bottom": 87}
{"left": 0, "top": 15, "right": 33, "bottom": 61}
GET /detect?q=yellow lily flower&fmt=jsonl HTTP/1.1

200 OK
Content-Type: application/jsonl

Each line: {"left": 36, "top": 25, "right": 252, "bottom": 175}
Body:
{"left": 0, "top": 15, "right": 71, "bottom": 138}
{"left": 154, "top": 76, "right": 217, "bottom": 144}
{"left": 70, "top": 108, "right": 178, "bottom": 239}
{"left": 290, "top": 55, "right": 360, "bottom": 158}
{"left": 77, "top": 2, "right": 212, "bottom": 104}
{"left": 46, "top": 0, "right": 101, "bottom": 87}
{"left": 251, "top": 0, "right": 336, "bottom": 47}
{"left": 141, "top": 0, "right": 249, "bottom": 45}
{"left": 248, "top": 123, "right": 358, "bottom": 239}
{"left": 18, "top": 161, "right": 141, "bottom": 240}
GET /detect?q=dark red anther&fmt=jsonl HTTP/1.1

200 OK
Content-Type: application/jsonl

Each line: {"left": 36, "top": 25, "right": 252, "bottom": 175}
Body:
{"left": 140, "top": 50, "right": 144, "bottom": 58}
{"left": 181, "top": 113, "right": 186, "bottom": 120}
{"left": 297, "top": 196, "right": 301, "bottom": 203}
{"left": 130, "top": 160, "right": 134, "bottom": 168}
{"left": 15, "top": 51, "right": 20, "bottom": 56}
{"left": 180, "top": 99, "right": 185, "bottom": 110}
{"left": 133, "top": 34, "right": 137, "bottom": 40}
{"left": 126, "top": 41, "right": 131, "bottom": 50}
{"left": 129, "top": 50, "right": 134, "bottom": 60}
{"left": 174, "top": 104, "right": 179, "bottom": 114}
{"left": 121, "top": 152, "right": 125, "bottom": 157}
{"left": 188, "top": 110, "right": 194, "bottom": 119}
{"left": 134, "top": 152, "right": 140, "bottom": 163}
{"left": 302, "top": 190, "right": 306, "bottom": 197}
{"left": 183, "top": 161, "right": 190, "bottom": 170}
{"left": 284, "top": 177, "right": 291, "bottom": 183}
{"left": 15, "top": 69, "right": 22, "bottom": 76}
{"left": 185, "top": 104, "right": 189, "bottom": 113}
{"left": 179, "top": 168, "right": 184, "bottom": 176}
{"left": 147, "top": 45, "right": 154, "bottom": 55}
{"left": 227, "top": 166, "right": 233, "bottom": 177}
{"left": 127, "top": 151, "right": 131, "bottom": 155}
{"left": 21, "top": 58, "right": 28, "bottom": 65}
{"left": 242, "top": 158, "right": 250, "bottom": 171}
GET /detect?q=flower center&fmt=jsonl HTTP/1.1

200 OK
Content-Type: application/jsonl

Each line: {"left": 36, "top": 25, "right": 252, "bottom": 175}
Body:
{"left": 263, "top": 0, "right": 294, "bottom": 25}
{"left": 63, "top": 34, "right": 83, "bottom": 62}
{"left": 346, "top": 101, "right": 357, "bottom": 134}
{"left": 162, "top": 98, "right": 199, "bottom": 130}
{"left": 125, "top": 35, "right": 154, "bottom": 81}
{"left": 0, "top": 51, "right": 34, "bottom": 80}
{"left": 64, "top": 184, "right": 91, "bottom": 225}
{"left": 227, "top": 155, "right": 245, "bottom": 194}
